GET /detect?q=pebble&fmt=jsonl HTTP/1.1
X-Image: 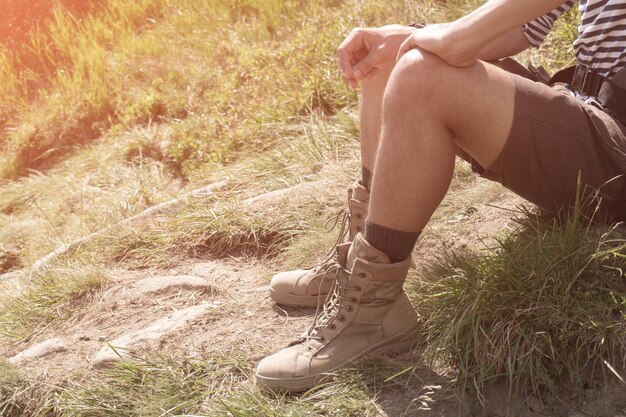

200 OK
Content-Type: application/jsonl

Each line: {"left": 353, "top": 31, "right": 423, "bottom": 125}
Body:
{"left": 9, "top": 338, "right": 70, "bottom": 365}
{"left": 130, "top": 275, "right": 209, "bottom": 297}
{"left": 92, "top": 303, "right": 210, "bottom": 367}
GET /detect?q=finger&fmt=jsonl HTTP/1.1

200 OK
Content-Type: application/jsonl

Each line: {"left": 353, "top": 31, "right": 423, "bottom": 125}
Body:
{"left": 396, "top": 38, "right": 412, "bottom": 61}
{"left": 336, "top": 29, "right": 362, "bottom": 80}
{"left": 337, "top": 48, "right": 355, "bottom": 81}
{"left": 353, "top": 47, "right": 379, "bottom": 80}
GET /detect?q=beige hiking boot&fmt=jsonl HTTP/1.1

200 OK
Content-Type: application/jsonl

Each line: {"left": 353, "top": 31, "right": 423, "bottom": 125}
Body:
{"left": 269, "top": 181, "right": 369, "bottom": 308}
{"left": 256, "top": 233, "right": 421, "bottom": 393}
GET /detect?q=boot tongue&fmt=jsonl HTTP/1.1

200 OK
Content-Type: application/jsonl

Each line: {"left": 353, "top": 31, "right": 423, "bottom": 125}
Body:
{"left": 347, "top": 233, "right": 390, "bottom": 269}
{"left": 351, "top": 181, "right": 370, "bottom": 202}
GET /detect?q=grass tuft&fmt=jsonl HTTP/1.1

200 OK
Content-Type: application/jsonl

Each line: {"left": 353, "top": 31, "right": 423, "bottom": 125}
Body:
{"left": 59, "top": 353, "right": 246, "bottom": 417}
{"left": 409, "top": 206, "right": 626, "bottom": 399}
{"left": 100, "top": 192, "right": 331, "bottom": 268}
{"left": 0, "top": 263, "right": 106, "bottom": 340}
{"left": 0, "top": 362, "right": 56, "bottom": 417}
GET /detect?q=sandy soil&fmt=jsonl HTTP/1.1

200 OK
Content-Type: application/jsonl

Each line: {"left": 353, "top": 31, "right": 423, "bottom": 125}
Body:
{"left": 2, "top": 178, "right": 624, "bottom": 417}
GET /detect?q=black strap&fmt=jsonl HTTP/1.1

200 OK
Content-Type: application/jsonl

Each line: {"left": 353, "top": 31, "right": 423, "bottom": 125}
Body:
{"left": 598, "top": 82, "right": 626, "bottom": 125}
{"left": 549, "top": 66, "right": 576, "bottom": 85}
{"left": 572, "top": 66, "right": 606, "bottom": 97}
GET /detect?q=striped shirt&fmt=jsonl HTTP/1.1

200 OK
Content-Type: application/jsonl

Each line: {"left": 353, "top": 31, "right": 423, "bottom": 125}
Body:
{"left": 522, "top": 0, "right": 626, "bottom": 79}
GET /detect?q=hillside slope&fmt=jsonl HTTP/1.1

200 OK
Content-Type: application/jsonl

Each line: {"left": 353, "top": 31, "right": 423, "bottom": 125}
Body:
{"left": 0, "top": 1, "right": 624, "bottom": 416}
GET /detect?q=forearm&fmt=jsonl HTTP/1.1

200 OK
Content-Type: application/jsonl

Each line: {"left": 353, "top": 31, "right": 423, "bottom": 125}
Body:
{"left": 449, "top": 0, "right": 566, "bottom": 55}
{"left": 478, "top": 26, "right": 531, "bottom": 61}
{"left": 397, "top": 0, "right": 567, "bottom": 67}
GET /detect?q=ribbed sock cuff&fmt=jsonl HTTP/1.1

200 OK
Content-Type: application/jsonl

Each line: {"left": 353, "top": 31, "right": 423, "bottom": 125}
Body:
{"left": 364, "top": 220, "right": 420, "bottom": 263}
{"left": 361, "top": 166, "right": 373, "bottom": 192}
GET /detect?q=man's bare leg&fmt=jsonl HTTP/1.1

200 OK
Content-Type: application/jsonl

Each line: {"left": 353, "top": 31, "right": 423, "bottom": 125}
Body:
{"left": 359, "top": 61, "right": 395, "bottom": 174}
{"left": 265, "top": 63, "right": 398, "bottom": 308}
{"left": 367, "top": 49, "right": 515, "bottom": 233}
{"left": 255, "top": 47, "right": 518, "bottom": 394}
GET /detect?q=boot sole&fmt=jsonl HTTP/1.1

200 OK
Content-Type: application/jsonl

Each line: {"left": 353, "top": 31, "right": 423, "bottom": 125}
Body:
{"left": 255, "top": 324, "right": 421, "bottom": 393}
{"left": 269, "top": 287, "right": 326, "bottom": 308}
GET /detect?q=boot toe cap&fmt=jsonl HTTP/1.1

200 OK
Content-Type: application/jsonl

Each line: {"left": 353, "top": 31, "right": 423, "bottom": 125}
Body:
{"left": 255, "top": 344, "right": 306, "bottom": 380}
{"left": 269, "top": 269, "right": 309, "bottom": 294}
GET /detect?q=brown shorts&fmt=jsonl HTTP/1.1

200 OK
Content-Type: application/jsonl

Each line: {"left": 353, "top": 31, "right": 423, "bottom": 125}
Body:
{"left": 471, "top": 68, "right": 626, "bottom": 222}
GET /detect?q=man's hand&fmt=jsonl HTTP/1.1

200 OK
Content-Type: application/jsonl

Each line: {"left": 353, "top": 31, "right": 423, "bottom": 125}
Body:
{"left": 397, "top": 23, "right": 480, "bottom": 68}
{"left": 337, "top": 25, "right": 415, "bottom": 88}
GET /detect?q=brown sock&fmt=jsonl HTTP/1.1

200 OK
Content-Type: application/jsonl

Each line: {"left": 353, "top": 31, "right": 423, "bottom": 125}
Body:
{"left": 364, "top": 219, "right": 420, "bottom": 263}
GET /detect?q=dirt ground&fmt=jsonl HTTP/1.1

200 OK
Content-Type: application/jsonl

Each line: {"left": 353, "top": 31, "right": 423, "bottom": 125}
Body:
{"left": 2, "top": 178, "right": 624, "bottom": 417}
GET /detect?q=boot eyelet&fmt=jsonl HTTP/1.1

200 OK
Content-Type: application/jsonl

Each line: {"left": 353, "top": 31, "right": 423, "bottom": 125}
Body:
{"left": 355, "top": 226, "right": 362, "bottom": 231}
{"left": 329, "top": 323, "right": 336, "bottom": 330}
{"left": 346, "top": 305, "right": 354, "bottom": 313}
{"left": 320, "top": 336, "right": 326, "bottom": 342}
{"left": 307, "top": 346, "right": 313, "bottom": 352}
{"left": 355, "top": 287, "right": 362, "bottom": 292}
{"left": 359, "top": 273, "right": 367, "bottom": 279}
{"left": 338, "top": 315, "right": 346, "bottom": 322}
{"left": 355, "top": 214, "right": 362, "bottom": 219}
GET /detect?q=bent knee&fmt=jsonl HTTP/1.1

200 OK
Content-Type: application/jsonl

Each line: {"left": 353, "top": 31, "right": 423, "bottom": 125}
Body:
{"left": 395, "top": 48, "right": 445, "bottom": 71}
{"left": 385, "top": 49, "right": 461, "bottom": 105}
{"left": 394, "top": 49, "right": 455, "bottom": 82}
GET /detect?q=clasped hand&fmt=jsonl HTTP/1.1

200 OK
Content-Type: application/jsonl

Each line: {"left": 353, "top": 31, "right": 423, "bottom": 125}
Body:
{"left": 337, "top": 23, "right": 480, "bottom": 88}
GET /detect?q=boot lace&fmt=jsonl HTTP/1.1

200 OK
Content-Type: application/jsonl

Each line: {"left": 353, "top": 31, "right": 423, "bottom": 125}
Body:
{"left": 304, "top": 262, "right": 361, "bottom": 342}
{"left": 307, "top": 209, "right": 350, "bottom": 276}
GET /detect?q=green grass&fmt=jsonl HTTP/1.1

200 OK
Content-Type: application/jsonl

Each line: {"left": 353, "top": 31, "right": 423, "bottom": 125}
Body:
{"left": 408, "top": 206, "right": 626, "bottom": 400}
{"left": 0, "top": 129, "right": 176, "bottom": 273}
{"left": 0, "top": 262, "right": 106, "bottom": 339}
{"left": 529, "top": 4, "right": 581, "bottom": 72}
{"left": 0, "top": 0, "right": 357, "bottom": 180}
{"left": 0, "top": 0, "right": 169, "bottom": 177}
{"left": 0, "top": 0, "right": 362, "bottom": 272}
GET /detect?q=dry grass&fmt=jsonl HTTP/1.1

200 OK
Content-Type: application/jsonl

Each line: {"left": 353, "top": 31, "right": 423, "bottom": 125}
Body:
{"left": 57, "top": 111, "right": 360, "bottom": 269}
{"left": 0, "top": 352, "right": 386, "bottom": 416}
{"left": 0, "top": 262, "right": 106, "bottom": 339}
{"left": 0, "top": 0, "right": 619, "bottom": 415}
